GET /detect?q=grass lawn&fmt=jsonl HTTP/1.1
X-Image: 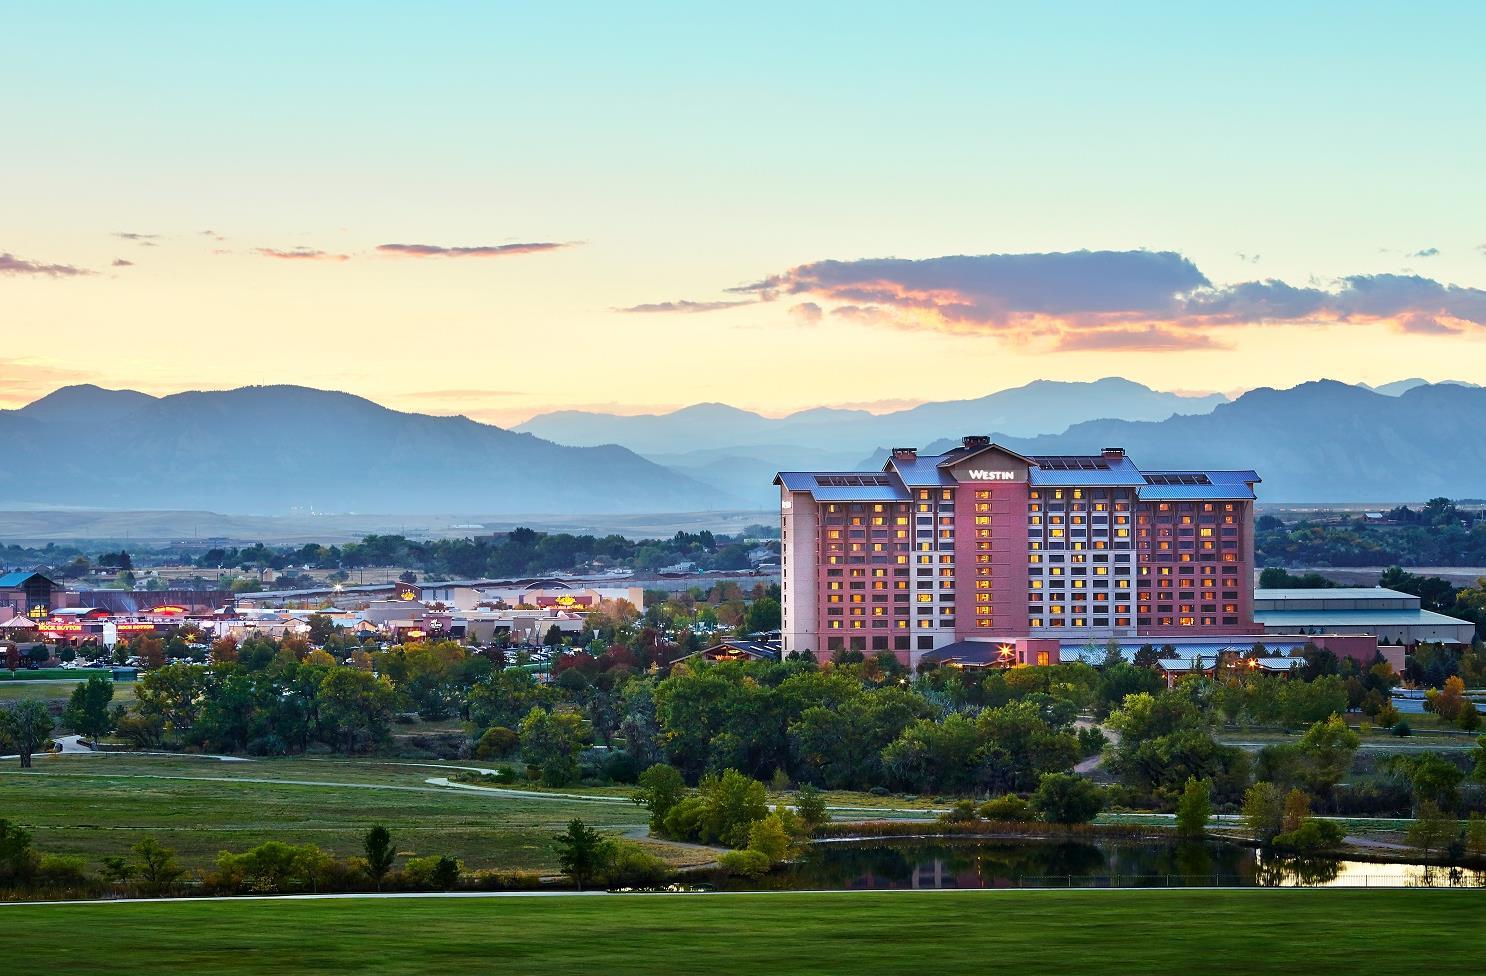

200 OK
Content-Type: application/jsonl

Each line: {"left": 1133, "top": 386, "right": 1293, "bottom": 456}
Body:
{"left": 0, "top": 680, "right": 136, "bottom": 706}
{"left": 1, "top": 889, "right": 1479, "bottom": 975}
{"left": 0, "top": 754, "right": 704, "bottom": 874}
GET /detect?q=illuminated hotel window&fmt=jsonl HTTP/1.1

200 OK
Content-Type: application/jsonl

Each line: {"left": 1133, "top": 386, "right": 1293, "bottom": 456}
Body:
{"left": 975, "top": 490, "right": 991, "bottom": 500}
{"left": 975, "top": 516, "right": 991, "bottom": 525}
{"left": 1030, "top": 617, "right": 1043, "bottom": 627}
{"left": 1072, "top": 489, "right": 1083, "bottom": 499}
{"left": 918, "top": 489, "right": 930, "bottom": 500}
{"left": 1030, "top": 490, "right": 1041, "bottom": 499}
{"left": 975, "top": 503, "right": 991, "bottom": 513}
{"left": 941, "top": 489, "right": 953, "bottom": 501}
{"left": 1054, "top": 489, "right": 1064, "bottom": 500}
{"left": 976, "top": 619, "right": 993, "bottom": 628}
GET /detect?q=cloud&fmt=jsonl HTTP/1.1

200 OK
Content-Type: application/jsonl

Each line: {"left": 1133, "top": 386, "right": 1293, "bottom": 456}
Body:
{"left": 200, "top": 230, "right": 225, "bottom": 240}
{"left": 113, "top": 232, "right": 159, "bottom": 246}
{"left": 0, "top": 252, "right": 93, "bottom": 277}
{"left": 112, "top": 258, "right": 134, "bottom": 267}
{"left": 1056, "top": 325, "right": 1227, "bottom": 352}
{"left": 0, "top": 359, "right": 105, "bottom": 407}
{"left": 615, "top": 299, "right": 756, "bottom": 313}
{"left": 789, "top": 301, "right": 823, "bottom": 323}
{"left": 716, "top": 249, "right": 1486, "bottom": 350}
{"left": 376, "top": 242, "right": 570, "bottom": 258}
{"left": 1236, "top": 252, "right": 1261, "bottom": 264}
{"left": 253, "top": 247, "right": 350, "bottom": 262}
{"left": 1409, "top": 247, "right": 1440, "bottom": 258}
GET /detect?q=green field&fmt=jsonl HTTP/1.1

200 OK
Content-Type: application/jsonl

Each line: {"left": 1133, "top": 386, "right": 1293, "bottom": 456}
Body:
{"left": 0, "top": 754, "right": 706, "bottom": 873}
{"left": 1, "top": 889, "right": 1478, "bottom": 975}
{"left": 0, "top": 680, "right": 136, "bottom": 706}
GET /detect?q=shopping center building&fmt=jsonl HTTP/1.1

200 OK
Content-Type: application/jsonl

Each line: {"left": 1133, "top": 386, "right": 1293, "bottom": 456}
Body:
{"left": 776, "top": 439, "right": 1261, "bottom": 667}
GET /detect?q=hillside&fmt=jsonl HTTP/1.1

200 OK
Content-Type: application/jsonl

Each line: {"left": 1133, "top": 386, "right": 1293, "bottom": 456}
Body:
{"left": 0, "top": 385, "right": 738, "bottom": 515}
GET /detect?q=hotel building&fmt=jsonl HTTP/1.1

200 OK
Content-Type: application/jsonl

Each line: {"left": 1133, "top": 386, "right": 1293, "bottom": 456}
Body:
{"left": 775, "top": 439, "right": 1260, "bottom": 667}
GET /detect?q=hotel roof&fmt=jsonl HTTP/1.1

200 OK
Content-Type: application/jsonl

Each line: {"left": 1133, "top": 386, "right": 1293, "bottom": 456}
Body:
{"left": 775, "top": 443, "right": 1259, "bottom": 501}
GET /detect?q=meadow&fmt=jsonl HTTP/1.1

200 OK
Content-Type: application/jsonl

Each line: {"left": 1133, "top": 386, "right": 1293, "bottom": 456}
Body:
{"left": 1, "top": 889, "right": 1478, "bottom": 975}
{"left": 0, "top": 753, "right": 701, "bottom": 873}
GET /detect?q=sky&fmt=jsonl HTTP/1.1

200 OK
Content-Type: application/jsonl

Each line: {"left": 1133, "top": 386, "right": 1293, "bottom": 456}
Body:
{"left": 3, "top": 2, "right": 1485, "bottom": 427}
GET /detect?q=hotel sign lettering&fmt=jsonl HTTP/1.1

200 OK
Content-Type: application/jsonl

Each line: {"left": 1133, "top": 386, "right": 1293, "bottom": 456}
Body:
{"left": 967, "top": 469, "right": 1017, "bottom": 481}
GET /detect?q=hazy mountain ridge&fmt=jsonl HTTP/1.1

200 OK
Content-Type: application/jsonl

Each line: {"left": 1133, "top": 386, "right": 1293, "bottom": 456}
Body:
{"left": 0, "top": 385, "right": 738, "bottom": 515}
{"left": 859, "top": 381, "right": 1486, "bottom": 502}
{"left": 516, "top": 378, "right": 1228, "bottom": 455}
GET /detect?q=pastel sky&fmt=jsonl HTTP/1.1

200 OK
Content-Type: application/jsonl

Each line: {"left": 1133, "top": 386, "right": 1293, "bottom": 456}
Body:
{"left": 4, "top": 2, "right": 1485, "bottom": 426}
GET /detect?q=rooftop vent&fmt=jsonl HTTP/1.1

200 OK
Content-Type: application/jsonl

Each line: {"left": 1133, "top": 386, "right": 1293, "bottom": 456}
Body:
{"left": 891, "top": 447, "right": 918, "bottom": 460}
{"left": 1101, "top": 447, "right": 1125, "bottom": 459}
{"left": 961, "top": 435, "right": 991, "bottom": 450}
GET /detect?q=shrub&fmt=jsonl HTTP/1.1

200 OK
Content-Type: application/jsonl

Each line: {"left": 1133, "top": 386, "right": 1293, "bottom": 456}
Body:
{"left": 468, "top": 869, "right": 542, "bottom": 891}
{"left": 1031, "top": 773, "right": 1105, "bottom": 824}
{"left": 36, "top": 853, "right": 90, "bottom": 887}
{"left": 978, "top": 794, "right": 1034, "bottom": 822}
{"left": 1392, "top": 720, "right": 1412, "bottom": 737}
{"left": 602, "top": 750, "right": 642, "bottom": 784}
{"left": 210, "top": 841, "right": 336, "bottom": 894}
{"left": 599, "top": 841, "right": 673, "bottom": 889}
{"left": 402, "top": 855, "right": 461, "bottom": 890}
{"left": 246, "top": 733, "right": 288, "bottom": 756}
{"left": 939, "top": 799, "right": 979, "bottom": 823}
{"left": 717, "top": 848, "right": 771, "bottom": 878}
{"left": 1272, "top": 818, "right": 1345, "bottom": 852}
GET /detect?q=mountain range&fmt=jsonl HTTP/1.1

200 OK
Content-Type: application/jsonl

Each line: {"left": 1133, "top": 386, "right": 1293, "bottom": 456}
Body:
{"left": 859, "top": 381, "right": 1486, "bottom": 502}
{"left": 2, "top": 378, "right": 1482, "bottom": 517}
{"left": 0, "top": 385, "right": 737, "bottom": 514}
{"left": 517, "top": 377, "right": 1227, "bottom": 455}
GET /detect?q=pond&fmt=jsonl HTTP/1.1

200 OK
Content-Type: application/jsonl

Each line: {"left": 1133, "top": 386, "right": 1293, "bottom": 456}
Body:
{"left": 706, "top": 837, "right": 1486, "bottom": 890}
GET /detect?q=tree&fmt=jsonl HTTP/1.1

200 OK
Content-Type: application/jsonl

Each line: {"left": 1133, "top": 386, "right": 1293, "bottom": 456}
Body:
{"left": 1282, "top": 788, "right": 1310, "bottom": 834}
{"left": 1242, "top": 782, "right": 1285, "bottom": 845}
{"left": 1395, "top": 753, "right": 1465, "bottom": 813}
{"left": 663, "top": 769, "right": 769, "bottom": 847}
{"left": 63, "top": 674, "right": 114, "bottom": 745}
{"left": 0, "top": 818, "right": 40, "bottom": 885}
{"left": 133, "top": 837, "right": 183, "bottom": 895}
{"left": 1406, "top": 802, "right": 1456, "bottom": 861}
{"left": 1294, "top": 714, "right": 1360, "bottom": 801}
{"left": 631, "top": 763, "right": 687, "bottom": 832}
{"left": 1030, "top": 772, "right": 1104, "bottom": 824}
{"left": 363, "top": 825, "right": 396, "bottom": 891}
{"left": 517, "top": 707, "right": 585, "bottom": 786}
{"left": 305, "top": 614, "right": 337, "bottom": 646}
{"left": 317, "top": 669, "right": 394, "bottom": 753}
{"left": 0, "top": 700, "right": 54, "bottom": 768}
{"left": 746, "top": 813, "right": 793, "bottom": 864}
{"left": 744, "top": 597, "right": 781, "bottom": 634}
{"left": 794, "top": 783, "right": 829, "bottom": 829}
{"left": 554, "top": 818, "right": 611, "bottom": 891}
{"left": 1176, "top": 776, "right": 1213, "bottom": 837}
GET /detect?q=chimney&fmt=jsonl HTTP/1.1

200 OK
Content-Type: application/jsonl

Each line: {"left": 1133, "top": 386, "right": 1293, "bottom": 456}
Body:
{"left": 962, "top": 435, "right": 991, "bottom": 450}
{"left": 891, "top": 447, "right": 918, "bottom": 461}
{"left": 1101, "top": 447, "right": 1125, "bottom": 460}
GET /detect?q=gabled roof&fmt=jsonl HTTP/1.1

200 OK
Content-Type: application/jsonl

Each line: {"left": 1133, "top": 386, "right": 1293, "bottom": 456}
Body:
{"left": 882, "top": 454, "right": 955, "bottom": 487}
{"left": 937, "top": 442, "right": 1035, "bottom": 469}
{"left": 0, "top": 571, "right": 57, "bottom": 589}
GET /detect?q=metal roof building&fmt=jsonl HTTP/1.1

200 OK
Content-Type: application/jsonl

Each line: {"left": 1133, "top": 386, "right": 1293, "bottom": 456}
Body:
{"left": 1254, "top": 586, "right": 1476, "bottom": 645}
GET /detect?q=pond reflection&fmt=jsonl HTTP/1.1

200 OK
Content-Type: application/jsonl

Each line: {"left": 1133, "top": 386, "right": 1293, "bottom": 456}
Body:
{"left": 706, "top": 838, "right": 1486, "bottom": 890}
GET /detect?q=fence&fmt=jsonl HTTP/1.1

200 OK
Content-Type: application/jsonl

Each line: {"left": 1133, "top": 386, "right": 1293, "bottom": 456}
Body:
{"left": 1012, "top": 872, "right": 1486, "bottom": 889}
